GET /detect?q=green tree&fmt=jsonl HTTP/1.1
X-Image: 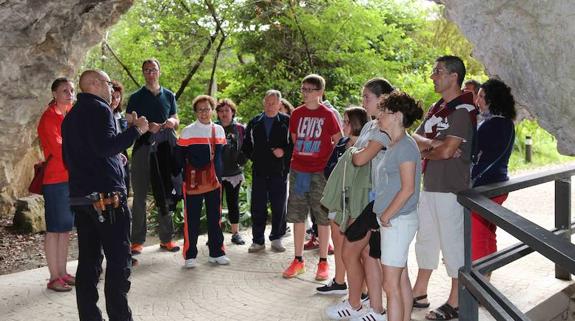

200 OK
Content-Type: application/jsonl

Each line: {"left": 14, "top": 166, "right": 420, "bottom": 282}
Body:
{"left": 83, "top": 0, "right": 235, "bottom": 124}
{"left": 224, "top": 0, "right": 438, "bottom": 120}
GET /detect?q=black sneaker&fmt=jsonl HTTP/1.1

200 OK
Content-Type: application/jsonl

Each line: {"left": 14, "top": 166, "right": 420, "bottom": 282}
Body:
{"left": 231, "top": 233, "right": 245, "bottom": 245}
{"left": 316, "top": 278, "right": 348, "bottom": 295}
{"left": 361, "top": 292, "right": 370, "bottom": 306}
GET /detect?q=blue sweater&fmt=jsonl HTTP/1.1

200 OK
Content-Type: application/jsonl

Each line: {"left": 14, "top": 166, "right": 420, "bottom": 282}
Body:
{"left": 471, "top": 116, "right": 515, "bottom": 187}
{"left": 62, "top": 93, "right": 140, "bottom": 197}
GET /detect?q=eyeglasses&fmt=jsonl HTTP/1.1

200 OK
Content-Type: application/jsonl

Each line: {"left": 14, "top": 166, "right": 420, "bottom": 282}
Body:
{"left": 431, "top": 67, "right": 450, "bottom": 76}
{"left": 143, "top": 68, "right": 159, "bottom": 74}
{"left": 196, "top": 108, "right": 212, "bottom": 113}
{"left": 300, "top": 87, "right": 320, "bottom": 93}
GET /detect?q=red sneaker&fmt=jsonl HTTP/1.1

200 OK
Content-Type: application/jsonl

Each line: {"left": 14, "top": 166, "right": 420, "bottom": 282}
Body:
{"left": 131, "top": 243, "right": 143, "bottom": 255}
{"left": 160, "top": 241, "right": 180, "bottom": 252}
{"left": 304, "top": 236, "right": 319, "bottom": 250}
{"left": 315, "top": 261, "right": 329, "bottom": 281}
{"left": 282, "top": 259, "right": 305, "bottom": 278}
{"left": 328, "top": 243, "right": 335, "bottom": 255}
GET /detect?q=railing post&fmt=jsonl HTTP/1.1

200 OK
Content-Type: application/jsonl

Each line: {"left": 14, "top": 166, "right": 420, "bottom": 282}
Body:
{"left": 459, "top": 206, "right": 478, "bottom": 321}
{"left": 555, "top": 178, "right": 572, "bottom": 280}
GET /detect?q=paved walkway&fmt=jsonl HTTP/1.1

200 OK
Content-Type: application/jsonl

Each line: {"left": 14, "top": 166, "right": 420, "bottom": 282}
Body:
{"left": 1, "top": 166, "right": 574, "bottom": 320}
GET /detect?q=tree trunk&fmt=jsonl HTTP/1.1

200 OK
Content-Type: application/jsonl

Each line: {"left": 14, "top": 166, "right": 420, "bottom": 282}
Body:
{"left": 208, "top": 33, "right": 226, "bottom": 96}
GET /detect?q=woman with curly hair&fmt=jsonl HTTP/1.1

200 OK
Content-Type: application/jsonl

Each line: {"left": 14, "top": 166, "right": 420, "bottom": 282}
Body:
{"left": 471, "top": 78, "right": 516, "bottom": 265}
{"left": 354, "top": 91, "right": 424, "bottom": 321}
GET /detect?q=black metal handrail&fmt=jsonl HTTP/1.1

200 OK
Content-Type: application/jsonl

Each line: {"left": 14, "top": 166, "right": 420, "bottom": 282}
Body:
{"left": 457, "top": 164, "right": 575, "bottom": 321}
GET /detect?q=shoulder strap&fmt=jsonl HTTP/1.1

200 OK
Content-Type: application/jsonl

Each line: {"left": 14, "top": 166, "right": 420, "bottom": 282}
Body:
{"left": 471, "top": 121, "right": 514, "bottom": 186}
{"left": 211, "top": 125, "right": 216, "bottom": 153}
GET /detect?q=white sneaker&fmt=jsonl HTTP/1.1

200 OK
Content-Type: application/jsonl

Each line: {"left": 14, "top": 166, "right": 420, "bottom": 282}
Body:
{"left": 208, "top": 255, "right": 230, "bottom": 265}
{"left": 184, "top": 258, "right": 197, "bottom": 269}
{"left": 325, "top": 299, "right": 365, "bottom": 320}
{"left": 350, "top": 307, "right": 387, "bottom": 321}
{"left": 271, "top": 239, "right": 286, "bottom": 252}
{"left": 248, "top": 243, "right": 265, "bottom": 253}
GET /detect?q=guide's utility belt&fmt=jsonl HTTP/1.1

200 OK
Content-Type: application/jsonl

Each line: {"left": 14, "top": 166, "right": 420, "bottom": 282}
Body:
{"left": 70, "top": 192, "right": 123, "bottom": 209}
{"left": 70, "top": 192, "right": 125, "bottom": 223}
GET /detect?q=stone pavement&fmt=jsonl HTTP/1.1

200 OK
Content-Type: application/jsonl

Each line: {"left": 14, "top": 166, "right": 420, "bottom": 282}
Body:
{"left": 0, "top": 170, "right": 573, "bottom": 320}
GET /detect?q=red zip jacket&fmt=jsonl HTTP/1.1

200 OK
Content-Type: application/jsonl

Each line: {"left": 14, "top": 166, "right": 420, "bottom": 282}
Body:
{"left": 37, "top": 102, "right": 70, "bottom": 184}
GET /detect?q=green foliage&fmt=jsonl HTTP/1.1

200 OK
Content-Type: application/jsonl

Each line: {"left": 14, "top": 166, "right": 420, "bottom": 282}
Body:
{"left": 85, "top": 0, "right": 574, "bottom": 237}
{"left": 83, "top": 0, "right": 234, "bottom": 125}
{"left": 226, "top": 0, "right": 439, "bottom": 119}
{"left": 508, "top": 119, "right": 575, "bottom": 172}
{"left": 82, "top": 0, "right": 489, "bottom": 124}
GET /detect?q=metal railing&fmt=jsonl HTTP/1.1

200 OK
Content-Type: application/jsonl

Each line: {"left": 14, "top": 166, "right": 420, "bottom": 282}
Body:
{"left": 457, "top": 165, "right": 575, "bottom": 320}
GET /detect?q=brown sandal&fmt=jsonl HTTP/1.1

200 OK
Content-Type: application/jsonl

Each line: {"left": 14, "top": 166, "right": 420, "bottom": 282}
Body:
{"left": 426, "top": 303, "right": 459, "bottom": 320}
{"left": 413, "top": 294, "right": 430, "bottom": 308}
{"left": 47, "top": 278, "right": 72, "bottom": 292}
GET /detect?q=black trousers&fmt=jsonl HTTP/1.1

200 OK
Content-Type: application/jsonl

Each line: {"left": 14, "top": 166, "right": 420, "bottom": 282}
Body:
{"left": 250, "top": 174, "right": 287, "bottom": 244}
{"left": 221, "top": 180, "right": 241, "bottom": 224}
{"left": 73, "top": 202, "right": 133, "bottom": 321}
{"left": 184, "top": 188, "right": 225, "bottom": 259}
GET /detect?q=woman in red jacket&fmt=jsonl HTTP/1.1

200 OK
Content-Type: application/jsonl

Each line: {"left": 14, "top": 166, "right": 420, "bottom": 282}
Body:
{"left": 37, "top": 77, "right": 76, "bottom": 292}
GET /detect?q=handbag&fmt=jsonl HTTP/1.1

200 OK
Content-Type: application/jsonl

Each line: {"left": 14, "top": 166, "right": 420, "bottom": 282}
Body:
{"left": 184, "top": 125, "right": 220, "bottom": 195}
{"left": 28, "top": 155, "right": 52, "bottom": 195}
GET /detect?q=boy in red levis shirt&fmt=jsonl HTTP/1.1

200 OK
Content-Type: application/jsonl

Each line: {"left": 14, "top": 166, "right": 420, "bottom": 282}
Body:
{"left": 283, "top": 74, "right": 342, "bottom": 281}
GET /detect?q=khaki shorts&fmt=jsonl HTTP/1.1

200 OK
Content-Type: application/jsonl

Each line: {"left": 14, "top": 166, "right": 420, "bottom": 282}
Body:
{"left": 414, "top": 191, "right": 464, "bottom": 278}
{"left": 286, "top": 170, "right": 329, "bottom": 225}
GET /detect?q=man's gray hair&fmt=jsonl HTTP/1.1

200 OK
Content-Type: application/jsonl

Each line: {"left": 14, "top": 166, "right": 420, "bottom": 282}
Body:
{"left": 265, "top": 89, "right": 282, "bottom": 100}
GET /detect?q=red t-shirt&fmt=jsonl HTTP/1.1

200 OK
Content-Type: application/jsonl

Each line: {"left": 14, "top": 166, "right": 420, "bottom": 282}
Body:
{"left": 289, "top": 104, "right": 341, "bottom": 172}
{"left": 37, "top": 103, "right": 70, "bottom": 184}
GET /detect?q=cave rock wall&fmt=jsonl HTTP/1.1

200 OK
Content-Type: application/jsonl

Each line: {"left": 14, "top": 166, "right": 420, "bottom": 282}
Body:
{"left": 0, "top": 0, "right": 132, "bottom": 214}
{"left": 439, "top": 0, "right": 575, "bottom": 155}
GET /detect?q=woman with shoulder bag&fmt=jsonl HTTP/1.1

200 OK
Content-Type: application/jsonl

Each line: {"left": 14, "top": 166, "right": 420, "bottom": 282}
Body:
{"left": 37, "top": 77, "right": 76, "bottom": 292}
{"left": 175, "top": 95, "right": 229, "bottom": 268}
{"left": 470, "top": 79, "right": 516, "bottom": 269}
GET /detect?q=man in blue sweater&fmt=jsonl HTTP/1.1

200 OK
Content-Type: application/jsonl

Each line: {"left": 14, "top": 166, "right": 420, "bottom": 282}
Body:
{"left": 62, "top": 69, "right": 149, "bottom": 321}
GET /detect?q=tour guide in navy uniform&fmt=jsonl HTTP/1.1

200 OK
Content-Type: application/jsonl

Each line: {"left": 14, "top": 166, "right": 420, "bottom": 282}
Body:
{"left": 62, "top": 69, "right": 149, "bottom": 321}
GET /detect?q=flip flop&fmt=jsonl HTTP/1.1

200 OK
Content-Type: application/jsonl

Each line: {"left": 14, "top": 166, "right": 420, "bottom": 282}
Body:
{"left": 413, "top": 294, "right": 430, "bottom": 308}
{"left": 425, "top": 303, "right": 459, "bottom": 320}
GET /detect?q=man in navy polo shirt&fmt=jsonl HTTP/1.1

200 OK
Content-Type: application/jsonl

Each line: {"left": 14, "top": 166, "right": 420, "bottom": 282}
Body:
{"left": 126, "top": 58, "right": 180, "bottom": 255}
